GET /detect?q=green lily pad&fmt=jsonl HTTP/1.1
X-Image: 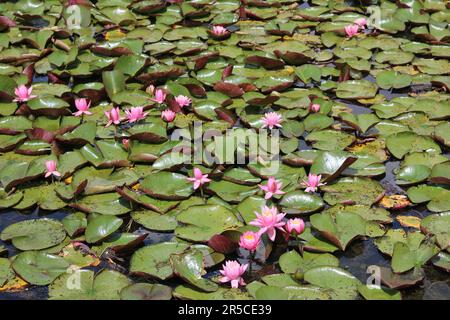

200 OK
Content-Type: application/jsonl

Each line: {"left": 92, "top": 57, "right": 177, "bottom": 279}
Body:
{"left": 279, "top": 191, "right": 324, "bottom": 214}
{"left": 120, "top": 283, "right": 172, "bottom": 300}
{"left": 170, "top": 250, "right": 218, "bottom": 292}
{"left": 279, "top": 250, "right": 339, "bottom": 274}
{"left": 85, "top": 215, "right": 123, "bottom": 244}
{"left": 130, "top": 242, "right": 189, "bottom": 280}
{"left": 175, "top": 205, "right": 242, "bottom": 242}
{"left": 12, "top": 251, "right": 69, "bottom": 285}
{"left": 321, "top": 177, "right": 385, "bottom": 206}
{"left": 0, "top": 218, "right": 66, "bottom": 251}
{"left": 49, "top": 269, "right": 132, "bottom": 300}
{"left": 139, "top": 171, "right": 193, "bottom": 200}
{"left": 407, "top": 185, "right": 450, "bottom": 212}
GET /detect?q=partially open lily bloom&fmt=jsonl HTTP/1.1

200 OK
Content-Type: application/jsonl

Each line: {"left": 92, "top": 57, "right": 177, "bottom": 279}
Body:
{"left": 161, "top": 109, "right": 176, "bottom": 122}
{"left": 219, "top": 260, "right": 248, "bottom": 289}
{"left": 259, "top": 177, "right": 285, "bottom": 200}
{"left": 125, "top": 106, "right": 148, "bottom": 123}
{"left": 175, "top": 95, "right": 192, "bottom": 108}
{"left": 122, "top": 138, "right": 130, "bottom": 150}
{"left": 286, "top": 218, "right": 305, "bottom": 235}
{"left": 309, "top": 103, "right": 320, "bottom": 113}
{"left": 250, "top": 206, "right": 286, "bottom": 241}
{"left": 302, "top": 173, "right": 325, "bottom": 193}
{"left": 187, "top": 167, "right": 211, "bottom": 190}
{"left": 152, "top": 89, "right": 167, "bottom": 104}
{"left": 44, "top": 160, "right": 61, "bottom": 178}
{"left": 261, "top": 112, "right": 283, "bottom": 129}
{"left": 345, "top": 24, "right": 359, "bottom": 38}
{"left": 13, "top": 85, "right": 36, "bottom": 102}
{"left": 147, "top": 85, "right": 155, "bottom": 95}
{"left": 73, "top": 98, "right": 92, "bottom": 117}
{"left": 104, "top": 107, "right": 121, "bottom": 127}
{"left": 239, "top": 231, "right": 261, "bottom": 252}
{"left": 354, "top": 17, "right": 367, "bottom": 29}
{"left": 211, "top": 25, "right": 229, "bottom": 36}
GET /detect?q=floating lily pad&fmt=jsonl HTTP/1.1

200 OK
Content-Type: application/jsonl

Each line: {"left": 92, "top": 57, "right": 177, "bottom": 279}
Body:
{"left": 0, "top": 218, "right": 66, "bottom": 251}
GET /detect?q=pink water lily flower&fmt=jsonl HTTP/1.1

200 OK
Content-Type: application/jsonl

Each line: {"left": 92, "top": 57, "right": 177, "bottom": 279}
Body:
{"left": 219, "top": 260, "right": 248, "bottom": 288}
{"left": 261, "top": 112, "right": 283, "bottom": 129}
{"left": 239, "top": 231, "right": 261, "bottom": 252}
{"left": 259, "top": 177, "right": 285, "bottom": 200}
{"left": 122, "top": 138, "right": 130, "bottom": 150}
{"left": 286, "top": 218, "right": 305, "bottom": 235}
{"left": 73, "top": 98, "right": 92, "bottom": 117}
{"left": 187, "top": 167, "right": 211, "bottom": 190}
{"left": 152, "top": 89, "right": 167, "bottom": 104}
{"left": 309, "top": 103, "right": 320, "bottom": 113}
{"left": 104, "top": 107, "right": 121, "bottom": 127}
{"left": 250, "top": 206, "right": 286, "bottom": 241}
{"left": 125, "top": 106, "right": 148, "bottom": 123}
{"left": 161, "top": 109, "right": 176, "bottom": 122}
{"left": 354, "top": 17, "right": 367, "bottom": 29}
{"left": 211, "top": 25, "right": 229, "bottom": 36}
{"left": 45, "top": 160, "right": 61, "bottom": 178}
{"left": 345, "top": 24, "right": 359, "bottom": 38}
{"left": 175, "top": 95, "right": 192, "bottom": 108}
{"left": 13, "top": 85, "right": 36, "bottom": 102}
{"left": 302, "top": 173, "right": 325, "bottom": 193}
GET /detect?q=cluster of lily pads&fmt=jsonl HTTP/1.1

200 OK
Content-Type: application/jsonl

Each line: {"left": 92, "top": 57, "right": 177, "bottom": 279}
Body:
{"left": 0, "top": 0, "right": 449, "bottom": 300}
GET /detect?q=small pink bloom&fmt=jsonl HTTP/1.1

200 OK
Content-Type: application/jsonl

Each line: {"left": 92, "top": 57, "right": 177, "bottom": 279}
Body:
{"left": 258, "top": 177, "right": 285, "bottom": 200}
{"left": 125, "top": 106, "right": 148, "bottom": 123}
{"left": 345, "top": 24, "right": 359, "bottom": 38}
{"left": 239, "top": 231, "right": 261, "bottom": 252}
{"left": 286, "top": 218, "right": 305, "bottom": 235}
{"left": 147, "top": 85, "right": 155, "bottom": 95}
{"left": 152, "top": 89, "right": 167, "bottom": 104}
{"left": 250, "top": 206, "right": 286, "bottom": 241}
{"left": 219, "top": 260, "right": 248, "bottom": 288}
{"left": 309, "top": 103, "right": 320, "bottom": 113}
{"left": 261, "top": 112, "right": 283, "bottom": 129}
{"left": 13, "top": 85, "right": 36, "bottom": 102}
{"left": 187, "top": 167, "right": 211, "bottom": 190}
{"left": 354, "top": 18, "right": 367, "bottom": 29}
{"left": 73, "top": 98, "right": 92, "bottom": 117}
{"left": 122, "top": 139, "right": 130, "bottom": 149}
{"left": 174, "top": 95, "right": 192, "bottom": 108}
{"left": 161, "top": 109, "right": 176, "bottom": 122}
{"left": 302, "top": 173, "right": 325, "bottom": 193}
{"left": 45, "top": 160, "right": 61, "bottom": 178}
{"left": 104, "top": 107, "right": 121, "bottom": 127}
{"left": 211, "top": 26, "right": 229, "bottom": 36}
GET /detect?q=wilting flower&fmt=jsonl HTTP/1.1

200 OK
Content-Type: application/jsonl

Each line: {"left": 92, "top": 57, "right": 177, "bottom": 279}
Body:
{"left": 125, "top": 106, "right": 148, "bottom": 123}
{"left": 211, "top": 25, "right": 229, "bottom": 36}
{"left": 175, "top": 95, "right": 192, "bottom": 108}
{"left": 73, "top": 98, "right": 92, "bottom": 117}
{"left": 259, "top": 177, "right": 285, "bottom": 200}
{"left": 122, "top": 139, "right": 130, "bottom": 149}
{"left": 250, "top": 206, "right": 286, "bottom": 241}
{"left": 187, "top": 167, "right": 211, "bottom": 190}
{"left": 286, "top": 218, "right": 305, "bottom": 235}
{"left": 219, "top": 260, "right": 248, "bottom": 288}
{"left": 302, "top": 173, "right": 325, "bottom": 193}
{"left": 13, "top": 85, "right": 36, "bottom": 102}
{"left": 345, "top": 24, "right": 359, "bottom": 38}
{"left": 161, "top": 109, "right": 176, "bottom": 122}
{"left": 104, "top": 107, "right": 121, "bottom": 127}
{"left": 45, "top": 160, "right": 61, "bottom": 178}
{"left": 261, "top": 112, "right": 283, "bottom": 129}
{"left": 152, "top": 89, "right": 167, "bottom": 104}
{"left": 309, "top": 103, "right": 320, "bottom": 113}
{"left": 354, "top": 17, "right": 367, "bottom": 29}
{"left": 239, "top": 231, "right": 261, "bottom": 252}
